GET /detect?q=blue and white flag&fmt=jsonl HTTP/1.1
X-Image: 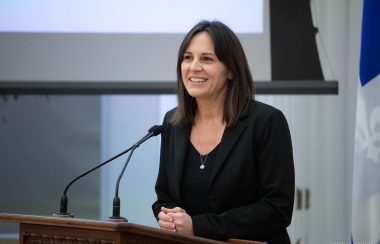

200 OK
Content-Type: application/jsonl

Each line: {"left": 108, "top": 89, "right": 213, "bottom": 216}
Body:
{"left": 352, "top": 0, "right": 380, "bottom": 243}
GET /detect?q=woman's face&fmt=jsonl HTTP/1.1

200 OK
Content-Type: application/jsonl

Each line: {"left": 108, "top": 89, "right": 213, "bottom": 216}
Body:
{"left": 181, "top": 32, "right": 229, "bottom": 101}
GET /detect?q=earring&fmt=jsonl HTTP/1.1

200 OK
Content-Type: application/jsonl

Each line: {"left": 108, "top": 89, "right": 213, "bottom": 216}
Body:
{"left": 228, "top": 74, "right": 233, "bottom": 80}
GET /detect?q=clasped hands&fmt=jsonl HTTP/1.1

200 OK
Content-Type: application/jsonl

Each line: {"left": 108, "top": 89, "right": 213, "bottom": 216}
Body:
{"left": 158, "top": 206, "right": 194, "bottom": 235}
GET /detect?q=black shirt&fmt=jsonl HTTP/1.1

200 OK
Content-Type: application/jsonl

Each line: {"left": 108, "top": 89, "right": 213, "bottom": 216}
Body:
{"left": 181, "top": 142, "right": 219, "bottom": 216}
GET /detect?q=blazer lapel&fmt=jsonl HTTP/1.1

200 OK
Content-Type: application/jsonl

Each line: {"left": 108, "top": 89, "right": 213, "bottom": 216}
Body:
{"left": 208, "top": 118, "right": 248, "bottom": 190}
{"left": 172, "top": 123, "right": 191, "bottom": 198}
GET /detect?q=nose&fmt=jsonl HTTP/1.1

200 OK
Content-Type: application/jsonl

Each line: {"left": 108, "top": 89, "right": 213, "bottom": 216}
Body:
{"left": 189, "top": 58, "right": 202, "bottom": 71}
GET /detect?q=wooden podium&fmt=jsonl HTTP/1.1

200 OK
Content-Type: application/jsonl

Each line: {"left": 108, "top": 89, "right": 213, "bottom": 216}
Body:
{"left": 0, "top": 213, "right": 266, "bottom": 244}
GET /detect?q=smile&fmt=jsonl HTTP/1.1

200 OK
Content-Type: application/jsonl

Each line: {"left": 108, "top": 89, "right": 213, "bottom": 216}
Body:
{"left": 189, "top": 77, "right": 208, "bottom": 83}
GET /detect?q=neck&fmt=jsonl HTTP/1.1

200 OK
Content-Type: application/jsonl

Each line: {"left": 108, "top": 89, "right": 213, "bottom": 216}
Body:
{"left": 195, "top": 97, "right": 225, "bottom": 124}
{"left": 193, "top": 83, "right": 228, "bottom": 124}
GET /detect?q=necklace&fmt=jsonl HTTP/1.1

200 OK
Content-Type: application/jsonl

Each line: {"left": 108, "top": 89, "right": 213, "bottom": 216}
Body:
{"left": 192, "top": 118, "right": 225, "bottom": 170}
{"left": 199, "top": 154, "right": 209, "bottom": 169}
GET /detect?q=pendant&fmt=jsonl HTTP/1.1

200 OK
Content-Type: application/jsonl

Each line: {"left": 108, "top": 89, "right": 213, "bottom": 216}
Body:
{"left": 200, "top": 164, "right": 205, "bottom": 169}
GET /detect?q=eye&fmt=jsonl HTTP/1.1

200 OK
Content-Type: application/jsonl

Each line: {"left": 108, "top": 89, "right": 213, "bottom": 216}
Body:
{"left": 183, "top": 54, "right": 193, "bottom": 61}
{"left": 201, "top": 56, "right": 214, "bottom": 63}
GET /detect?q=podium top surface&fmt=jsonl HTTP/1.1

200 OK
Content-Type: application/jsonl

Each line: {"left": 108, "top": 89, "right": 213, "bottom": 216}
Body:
{"left": 0, "top": 212, "right": 129, "bottom": 231}
{"left": 0, "top": 213, "right": 227, "bottom": 243}
{"left": 0, "top": 213, "right": 266, "bottom": 244}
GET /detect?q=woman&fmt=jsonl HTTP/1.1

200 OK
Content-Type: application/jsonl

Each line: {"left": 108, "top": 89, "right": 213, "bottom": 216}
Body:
{"left": 152, "top": 20, "right": 295, "bottom": 244}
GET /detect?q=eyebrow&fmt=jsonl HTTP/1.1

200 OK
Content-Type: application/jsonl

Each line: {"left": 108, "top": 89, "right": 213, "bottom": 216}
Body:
{"left": 184, "top": 51, "right": 216, "bottom": 56}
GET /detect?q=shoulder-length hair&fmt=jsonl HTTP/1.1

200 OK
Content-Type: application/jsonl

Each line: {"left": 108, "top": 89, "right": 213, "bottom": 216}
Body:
{"left": 173, "top": 20, "right": 254, "bottom": 127}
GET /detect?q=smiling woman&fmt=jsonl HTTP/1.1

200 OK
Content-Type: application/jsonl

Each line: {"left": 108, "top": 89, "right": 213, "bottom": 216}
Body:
{"left": 174, "top": 22, "right": 254, "bottom": 128}
{"left": 152, "top": 21, "right": 295, "bottom": 244}
{"left": 181, "top": 32, "right": 230, "bottom": 105}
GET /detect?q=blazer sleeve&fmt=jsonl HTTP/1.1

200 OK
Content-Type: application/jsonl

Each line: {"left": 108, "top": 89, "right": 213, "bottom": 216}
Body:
{"left": 152, "top": 112, "right": 178, "bottom": 219}
{"left": 191, "top": 109, "right": 295, "bottom": 241}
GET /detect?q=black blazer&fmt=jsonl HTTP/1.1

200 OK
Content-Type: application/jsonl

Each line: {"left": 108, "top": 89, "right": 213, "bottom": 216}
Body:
{"left": 152, "top": 101, "right": 295, "bottom": 244}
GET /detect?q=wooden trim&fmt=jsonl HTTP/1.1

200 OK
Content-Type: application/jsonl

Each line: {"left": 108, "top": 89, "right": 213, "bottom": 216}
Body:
{"left": 1, "top": 213, "right": 268, "bottom": 244}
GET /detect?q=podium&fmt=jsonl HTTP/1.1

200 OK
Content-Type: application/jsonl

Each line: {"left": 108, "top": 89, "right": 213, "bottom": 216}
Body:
{"left": 0, "top": 213, "right": 266, "bottom": 244}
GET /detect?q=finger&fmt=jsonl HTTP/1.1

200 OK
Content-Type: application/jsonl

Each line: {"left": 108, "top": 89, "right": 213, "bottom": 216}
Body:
{"left": 161, "top": 206, "right": 186, "bottom": 214}
{"left": 158, "top": 211, "right": 173, "bottom": 222}
{"left": 160, "top": 207, "right": 171, "bottom": 213}
{"left": 158, "top": 220, "right": 176, "bottom": 231}
{"left": 171, "top": 213, "right": 194, "bottom": 235}
{"left": 172, "top": 207, "right": 186, "bottom": 213}
{"left": 158, "top": 219, "right": 173, "bottom": 228}
{"left": 161, "top": 206, "right": 178, "bottom": 213}
{"left": 166, "top": 212, "right": 184, "bottom": 220}
{"left": 171, "top": 213, "right": 188, "bottom": 226}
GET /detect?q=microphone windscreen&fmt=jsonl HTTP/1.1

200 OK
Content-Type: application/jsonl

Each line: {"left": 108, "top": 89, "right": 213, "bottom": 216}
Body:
{"left": 148, "top": 125, "right": 163, "bottom": 136}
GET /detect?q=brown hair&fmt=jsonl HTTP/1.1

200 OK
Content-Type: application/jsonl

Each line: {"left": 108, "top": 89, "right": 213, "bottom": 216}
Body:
{"left": 173, "top": 20, "right": 254, "bottom": 127}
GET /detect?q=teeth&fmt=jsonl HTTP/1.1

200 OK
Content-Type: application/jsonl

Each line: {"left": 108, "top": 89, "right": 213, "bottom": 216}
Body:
{"left": 190, "top": 77, "right": 207, "bottom": 83}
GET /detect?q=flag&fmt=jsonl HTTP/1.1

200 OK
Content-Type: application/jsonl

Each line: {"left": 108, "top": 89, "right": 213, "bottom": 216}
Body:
{"left": 351, "top": 0, "right": 380, "bottom": 243}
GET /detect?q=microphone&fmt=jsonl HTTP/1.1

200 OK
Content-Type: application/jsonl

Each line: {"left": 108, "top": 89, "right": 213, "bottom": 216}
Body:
{"left": 108, "top": 125, "right": 163, "bottom": 221}
{"left": 54, "top": 125, "right": 163, "bottom": 218}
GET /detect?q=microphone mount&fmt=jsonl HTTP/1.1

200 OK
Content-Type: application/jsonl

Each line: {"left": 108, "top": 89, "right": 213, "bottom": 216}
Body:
{"left": 54, "top": 125, "right": 163, "bottom": 218}
{"left": 108, "top": 125, "right": 163, "bottom": 221}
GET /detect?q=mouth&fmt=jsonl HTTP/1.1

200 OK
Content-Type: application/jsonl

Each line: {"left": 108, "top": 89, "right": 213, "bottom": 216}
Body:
{"left": 189, "top": 77, "right": 208, "bottom": 83}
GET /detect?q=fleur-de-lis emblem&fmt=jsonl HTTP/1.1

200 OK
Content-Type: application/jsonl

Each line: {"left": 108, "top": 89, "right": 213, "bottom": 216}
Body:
{"left": 367, "top": 106, "right": 380, "bottom": 163}
{"left": 356, "top": 96, "right": 380, "bottom": 163}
